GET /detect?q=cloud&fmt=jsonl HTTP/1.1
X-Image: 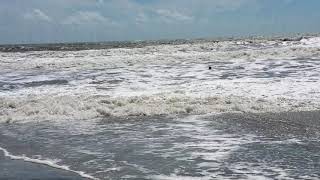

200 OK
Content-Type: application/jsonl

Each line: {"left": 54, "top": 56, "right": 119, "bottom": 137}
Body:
{"left": 135, "top": 13, "right": 149, "bottom": 24}
{"left": 18, "top": 0, "right": 255, "bottom": 26}
{"left": 130, "top": 0, "right": 255, "bottom": 25}
{"left": 132, "top": 0, "right": 256, "bottom": 13}
{"left": 3, "top": 0, "right": 319, "bottom": 44}
{"left": 196, "top": 0, "right": 255, "bottom": 11}
{"left": 62, "top": 11, "right": 116, "bottom": 26}
{"left": 154, "top": 9, "right": 194, "bottom": 23}
{"left": 97, "top": 0, "right": 104, "bottom": 4}
{"left": 23, "top": 9, "right": 52, "bottom": 23}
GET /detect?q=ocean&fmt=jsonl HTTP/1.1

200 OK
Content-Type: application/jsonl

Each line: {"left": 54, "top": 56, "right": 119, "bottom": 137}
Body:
{"left": 0, "top": 36, "right": 320, "bottom": 179}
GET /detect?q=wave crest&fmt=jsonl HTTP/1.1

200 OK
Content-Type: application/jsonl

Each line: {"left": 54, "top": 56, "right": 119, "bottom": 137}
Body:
{"left": 0, "top": 93, "right": 316, "bottom": 123}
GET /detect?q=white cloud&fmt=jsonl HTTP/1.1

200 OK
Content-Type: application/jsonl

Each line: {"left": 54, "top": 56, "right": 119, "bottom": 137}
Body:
{"left": 131, "top": 0, "right": 255, "bottom": 25}
{"left": 23, "top": 9, "right": 52, "bottom": 22}
{"left": 62, "top": 11, "right": 116, "bottom": 25}
{"left": 135, "top": 13, "right": 149, "bottom": 24}
{"left": 133, "top": 0, "right": 256, "bottom": 13}
{"left": 97, "top": 0, "right": 104, "bottom": 4}
{"left": 196, "top": 0, "right": 255, "bottom": 11}
{"left": 19, "top": 0, "right": 254, "bottom": 27}
{"left": 155, "top": 9, "right": 194, "bottom": 23}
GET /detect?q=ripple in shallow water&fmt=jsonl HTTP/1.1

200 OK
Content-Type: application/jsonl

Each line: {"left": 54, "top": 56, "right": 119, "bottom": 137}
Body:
{"left": 0, "top": 113, "right": 320, "bottom": 179}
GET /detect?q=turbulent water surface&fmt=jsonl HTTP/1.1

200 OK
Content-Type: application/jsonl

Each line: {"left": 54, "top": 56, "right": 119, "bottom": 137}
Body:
{"left": 0, "top": 36, "right": 320, "bottom": 179}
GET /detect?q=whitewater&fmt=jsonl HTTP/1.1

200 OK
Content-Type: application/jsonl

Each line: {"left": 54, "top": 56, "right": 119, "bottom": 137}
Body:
{"left": 1, "top": 36, "right": 320, "bottom": 123}
{"left": 1, "top": 36, "right": 320, "bottom": 180}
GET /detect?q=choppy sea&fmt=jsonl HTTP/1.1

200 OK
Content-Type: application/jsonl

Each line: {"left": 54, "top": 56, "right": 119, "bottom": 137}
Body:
{"left": 1, "top": 36, "right": 320, "bottom": 179}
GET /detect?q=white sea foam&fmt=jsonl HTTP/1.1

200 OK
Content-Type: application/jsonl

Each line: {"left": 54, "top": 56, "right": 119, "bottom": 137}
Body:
{"left": 0, "top": 37, "right": 320, "bottom": 122}
{"left": 1, "top": 92, "right": 318, "bottom": 123}
{"left": 151, "top": 175, "right": 211, "bottom": 180}
{"left": 300, "top": 37, "right": 320, "bottom": 47}
{"left": 0, "top": 146, "right": 98, "bottom": 180}
{"left": 147, "top": 115, "right": 284, "bottom": 180}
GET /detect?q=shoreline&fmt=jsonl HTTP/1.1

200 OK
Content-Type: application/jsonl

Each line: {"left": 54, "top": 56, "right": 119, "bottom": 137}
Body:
{"left": 0, "top": 149, "right": 87, "bottom": 180}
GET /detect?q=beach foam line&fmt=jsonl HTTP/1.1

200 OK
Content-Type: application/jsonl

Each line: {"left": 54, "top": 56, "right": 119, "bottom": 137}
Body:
{"left": 1, "top": 92, "right": 319, "bottom": 123}
{"left": 0, "top": 146, "right": 98, "bottom": 180}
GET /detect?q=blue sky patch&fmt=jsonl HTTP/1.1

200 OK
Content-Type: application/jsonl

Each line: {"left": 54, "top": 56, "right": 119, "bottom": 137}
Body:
{"left": 0, "top": 0, "right": 319, "bottom": 44}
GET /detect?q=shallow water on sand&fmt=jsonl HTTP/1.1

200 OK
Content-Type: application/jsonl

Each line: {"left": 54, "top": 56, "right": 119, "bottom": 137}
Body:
{"left": 1, "top": 113, "right": 320, "bottom": 180}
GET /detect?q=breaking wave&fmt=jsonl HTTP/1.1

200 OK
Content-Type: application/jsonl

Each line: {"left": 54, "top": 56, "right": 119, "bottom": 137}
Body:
{"left": 300, "top": 37, "right": 320, "bottom": 47}
{"left": 0, "top": 93, "right": 318, "bottom": 123}
{"left": 1, "top": 35, "right": 320, "bottom": 123}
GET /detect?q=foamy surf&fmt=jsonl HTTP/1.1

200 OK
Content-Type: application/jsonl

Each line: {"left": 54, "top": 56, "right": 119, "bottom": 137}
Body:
{"left": 1, "top": 35, "right": 320, "bottom": 179}
{"left": 0, "top": 92, "right": 319, "bottom": 123}
{"left": 0, "top": 35, "right": 320, "bottom": 123}
{"left": 0, "top": 146, "right": 98, "bottom": 180}
{"left": 300, "top": 37, "right": 320, "bottom": 47}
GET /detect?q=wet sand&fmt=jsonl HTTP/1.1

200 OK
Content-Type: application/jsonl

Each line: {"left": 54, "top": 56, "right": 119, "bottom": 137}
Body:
{"left": 0, "top": 152, "right": 85, "bottom": 180}
{"left": 211, "top": 111, "right": 320, "bottom": 138}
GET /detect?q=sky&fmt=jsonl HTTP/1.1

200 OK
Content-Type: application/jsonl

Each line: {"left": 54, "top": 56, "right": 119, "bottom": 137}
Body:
{"left": 0, "top": 0, "right": 320, "bottom": 44}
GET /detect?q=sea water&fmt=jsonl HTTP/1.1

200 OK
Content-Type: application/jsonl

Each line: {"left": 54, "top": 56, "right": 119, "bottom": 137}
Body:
{"left": 0, "top": 36, "right": 320, "bottom": 179}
